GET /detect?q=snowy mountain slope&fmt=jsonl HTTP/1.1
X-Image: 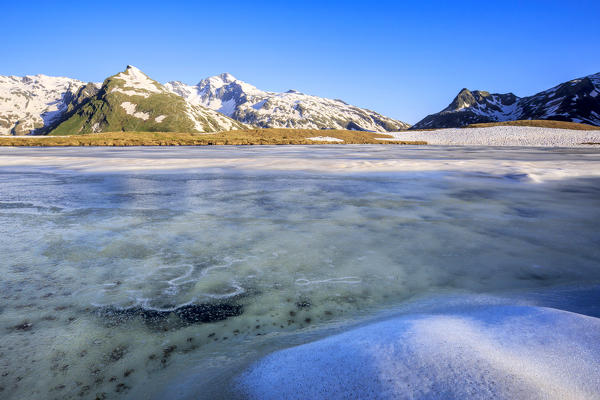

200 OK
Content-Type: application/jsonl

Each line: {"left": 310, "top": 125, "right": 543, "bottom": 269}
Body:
{"left": 48, "top": 66, "right": 246, "bottom": 135}
{"left": 517, "top": 73, "right": 600, "bottom": 124}
{"left": 165, "top": 74, "right": 411, "bottom": 132}
{"left": 412, "top": 72, "right": 600, "bottom": 129}
{"left": 0, "top": 74, "right": 96, "bottom": 135}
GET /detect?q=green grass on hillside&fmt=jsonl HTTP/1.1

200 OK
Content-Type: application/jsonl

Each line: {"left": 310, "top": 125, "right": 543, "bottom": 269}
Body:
{"left": 0, "top": 129, "right": 426, "bottom": 147}
{"left": 466, "top": 120, "right": 600, "bottom": 130}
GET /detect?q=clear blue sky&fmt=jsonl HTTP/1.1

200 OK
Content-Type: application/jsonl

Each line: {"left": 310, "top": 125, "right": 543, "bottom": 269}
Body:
{"left": 2, "top": 1, "right": 599, "bottom": 124}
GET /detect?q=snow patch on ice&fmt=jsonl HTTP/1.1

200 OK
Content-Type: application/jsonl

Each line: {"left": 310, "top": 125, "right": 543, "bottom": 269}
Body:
{"left": 237, "top": 303, "right": 600, "bottom": 399}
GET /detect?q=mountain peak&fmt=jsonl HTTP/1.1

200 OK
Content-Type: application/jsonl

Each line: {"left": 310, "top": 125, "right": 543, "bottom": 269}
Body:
{"left": 108, "top": 66, "right": 165, "bottom": 97}
{"left": 125, "top": 65, "right": 142, "bottom": 73}
{"left": 218, "top": 72, "right": 236, "bottom": 81}
{"left": 121, "top": 65, "right": 151, "bottom": 79}
{"left": 199, "top": 73, "right": 238, "bottom": 88}
{"left": 447, "top": 88, "right": 478, "bottom": 111}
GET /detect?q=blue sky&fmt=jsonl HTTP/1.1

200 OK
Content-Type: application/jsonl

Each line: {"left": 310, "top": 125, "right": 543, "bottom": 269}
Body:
{"left": 2, "top": 1, "right": 599, "bottom": 124}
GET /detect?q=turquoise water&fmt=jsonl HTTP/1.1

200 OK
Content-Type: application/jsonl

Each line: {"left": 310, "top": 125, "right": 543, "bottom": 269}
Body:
{"left": 0, "top": 146, "right": 599, "bottom": 399}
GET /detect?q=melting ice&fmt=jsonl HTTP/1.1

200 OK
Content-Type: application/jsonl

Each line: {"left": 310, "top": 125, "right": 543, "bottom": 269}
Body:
{"left": 0, "top": 146, "right": 599, "bottom": 399}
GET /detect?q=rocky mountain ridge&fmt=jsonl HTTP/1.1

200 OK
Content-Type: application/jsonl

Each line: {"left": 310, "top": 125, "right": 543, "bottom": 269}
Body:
{"left": 165, "top": 74, "right": 411, "bottom": 132}
{"left": 412, "top": 72, "right": 600, "bottom": 129}
{"left": 0, "top": 74, "right": 97, "bottom": 135}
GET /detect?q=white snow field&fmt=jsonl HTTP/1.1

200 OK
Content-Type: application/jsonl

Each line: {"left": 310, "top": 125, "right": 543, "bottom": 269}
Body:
{"left": 306, "top": 136, "right": 345, "bottom": 142}
{"left": 380, "top": 126, "right": 600, "bottom": 147}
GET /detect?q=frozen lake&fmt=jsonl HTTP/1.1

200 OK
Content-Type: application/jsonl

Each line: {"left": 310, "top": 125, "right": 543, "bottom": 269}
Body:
{"left": 1, "top": 145, "right": 599, "bottom": 399}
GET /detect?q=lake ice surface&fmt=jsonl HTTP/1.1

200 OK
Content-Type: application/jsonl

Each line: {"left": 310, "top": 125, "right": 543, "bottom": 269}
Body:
{"left": 0, "top": 146, "right": 599, "bottom": 399}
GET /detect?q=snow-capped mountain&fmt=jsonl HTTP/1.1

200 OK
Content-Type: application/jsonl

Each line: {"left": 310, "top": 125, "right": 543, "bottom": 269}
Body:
{"left": 165, "top": 74, "right": 411, "bottom": 132}
{"left": 0, "top": 68, "right": 408, "bottom": 135}
{"left": 412, "top": 72, "right": 600, "bottom": 129}
{"left": 48, "top": 66, "right": 246, "bottom": 135}
{"left": 0, "top": 74, "right": 97, "bottom": 135}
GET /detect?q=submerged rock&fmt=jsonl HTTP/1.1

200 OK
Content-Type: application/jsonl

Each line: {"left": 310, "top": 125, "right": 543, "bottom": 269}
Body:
{"left": 97, "top": 302, "right": 243, "bottom": 327}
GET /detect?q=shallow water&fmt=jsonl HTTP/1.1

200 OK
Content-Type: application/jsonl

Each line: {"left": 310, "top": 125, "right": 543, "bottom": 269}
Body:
{"left": 0, "top": 146, "right": 599, "bottom": 399}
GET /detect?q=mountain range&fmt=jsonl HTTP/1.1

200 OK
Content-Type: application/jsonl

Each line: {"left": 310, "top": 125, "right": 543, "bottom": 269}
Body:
{"left": 412, "top": 72, "right": 600, "bottom": 129}
{"left": 164, "top": 74, "right": 410, "bottom": 132}
{"left": 0, "top": 66, "right": 409, "bottom": 136}
{"left": 1, "top": 67, "right": 598, "bottom": 136}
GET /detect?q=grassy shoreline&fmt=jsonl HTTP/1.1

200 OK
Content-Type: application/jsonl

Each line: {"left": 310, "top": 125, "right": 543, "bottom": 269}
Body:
{"left": 0, "top": 129, "right": 426, "bottom": 147}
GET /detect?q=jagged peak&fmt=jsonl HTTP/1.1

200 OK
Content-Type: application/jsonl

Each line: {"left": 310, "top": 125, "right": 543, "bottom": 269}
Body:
{"left": 109, "top": 66, "right": 165, "bottom": 95}
{"left": 124, "top": 65, "right": 144, "bottom": 74}
{"left": 195, "top": 73, "right": 264, "bottom": 97}
{"left": 1, "top": 73, "right": 84, "bottom": 85}
{"left": 118, "top": 65, "right": 155, "bottom": 81}
{"left": 198, "top": 72, "right": 237, "bottom": 87}
{"left": 218, "top": 72, "right": 236, "bottom": 81}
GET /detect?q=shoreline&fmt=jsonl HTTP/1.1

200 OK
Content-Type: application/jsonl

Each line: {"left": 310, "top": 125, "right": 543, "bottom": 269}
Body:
{"left": 0, "top": 129, "right": 425, "bottom": 147}
{"left": 1, "top": 126, "right": 600, "bottom": 147}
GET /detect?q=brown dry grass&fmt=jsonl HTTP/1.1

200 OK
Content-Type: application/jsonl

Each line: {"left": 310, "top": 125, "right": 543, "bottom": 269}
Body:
{"left": 466, "top": 120, "right": 600, "bottom": 130}
{"left": 0, "top": 129, "right": 426, "bottom": 147}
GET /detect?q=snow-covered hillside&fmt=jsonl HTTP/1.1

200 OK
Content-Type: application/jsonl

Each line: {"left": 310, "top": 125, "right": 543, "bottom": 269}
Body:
{"left": 165, "top": 74, "right": 411, "bottom": 132}
{"left": 0, "top": 75, "right": 96, "bottom": 135}
{"left": 413, "top": 72, "right": 600, "bottom": 129}
{"left": 48, "top": 66, "right": 246, "bottom": 135}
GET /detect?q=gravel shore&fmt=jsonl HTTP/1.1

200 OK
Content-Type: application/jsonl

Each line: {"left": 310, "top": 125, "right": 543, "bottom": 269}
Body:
{"left": 381, "top": 126, "right": 600, "bottom": 147}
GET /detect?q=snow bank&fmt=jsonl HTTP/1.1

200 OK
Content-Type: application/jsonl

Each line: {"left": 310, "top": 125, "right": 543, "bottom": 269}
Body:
{"left": 236, "top": 302, "right": 600, "bottom": 399}
{"left": 307, "top": 136, "right": 344, "bottom": 142}
{"left": 381, "top": 126, "right": 600, "bottom": 147}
